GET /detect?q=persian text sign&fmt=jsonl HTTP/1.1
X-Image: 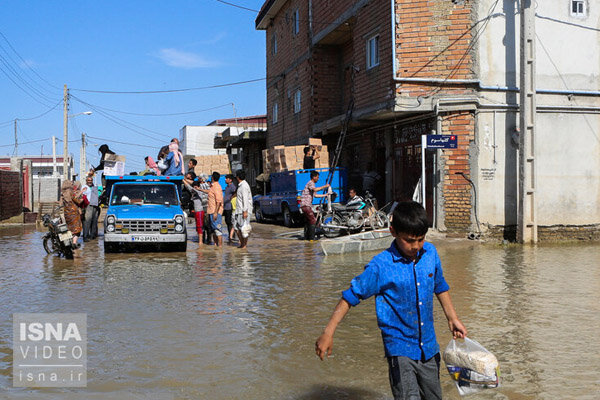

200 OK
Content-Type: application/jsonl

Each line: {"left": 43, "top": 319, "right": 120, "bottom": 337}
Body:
{"left": 13, "top": 313, "right": 87, "bottom": 387}
{"left": 425, "top": 135, "right": 457, "bottom": 149}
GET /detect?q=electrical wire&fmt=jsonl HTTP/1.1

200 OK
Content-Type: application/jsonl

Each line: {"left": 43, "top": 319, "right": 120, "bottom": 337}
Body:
{"left": 86, "top": 135, "right": 160, "bottom": 149}
{"left": 69, "top": 99, "right": 233, "bottom": 117}
{"left": 0, "top": 138, "right": 48, "bottom": 148}
{"left": 70, "top": 77, "right": 265, "bottom": 94}
{"left": 0, "top": 30, "right": 60, "bottom": 91}
{"left": 70, "top": 95, "right": 168, "bottom": 143}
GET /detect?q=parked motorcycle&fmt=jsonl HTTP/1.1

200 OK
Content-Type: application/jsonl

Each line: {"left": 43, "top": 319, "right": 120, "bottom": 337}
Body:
{"left": 42, "top": 212, "right": 75, "bottom": 259}
{"left": 320, "top": 191, "right": 389, "bottom": 238}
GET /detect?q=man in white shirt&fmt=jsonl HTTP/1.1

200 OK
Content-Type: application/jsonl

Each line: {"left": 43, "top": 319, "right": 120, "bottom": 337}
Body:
{"left": 82, "top": 175, "right": 99, "bottom": 241}
{"left": 233, "top": 169, "right": 253, "bottom": 249}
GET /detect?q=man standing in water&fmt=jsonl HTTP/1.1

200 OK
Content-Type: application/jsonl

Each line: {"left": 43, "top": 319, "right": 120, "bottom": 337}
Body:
{"left": 300, "top": 170, "right": 330, "bottom": 241}
{"left": 315, "top": 201, "right": 467, "bottom": 399}
{"left": 233, "top": 170, "right": 252, "bottom": 249}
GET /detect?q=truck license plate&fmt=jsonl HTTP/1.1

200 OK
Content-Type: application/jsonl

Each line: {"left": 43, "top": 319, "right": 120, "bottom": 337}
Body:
{"left": 131, "top": 236, "right": 158, "bottom": 242}
{"left": 58, "top": 232, "right": 72, "bottom": 241}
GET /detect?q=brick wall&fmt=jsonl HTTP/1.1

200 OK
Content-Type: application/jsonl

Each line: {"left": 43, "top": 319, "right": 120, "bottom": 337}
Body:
{"left": 265, "top": 0, "right": 313, "bottom": 147}
{"left": 264, "top": 0, "right": 395, "bottom": 146}
{"left": 0, "top": 170, "right": 22, "bottom": 221}
{"left": 32, "top": 177, "right": 61, "bottom": 204}
{"left": 440, "top": 111, "right": 474, "bottom": 233}
{"left": 395, "top": 0, "right": 475, "bottom": 97}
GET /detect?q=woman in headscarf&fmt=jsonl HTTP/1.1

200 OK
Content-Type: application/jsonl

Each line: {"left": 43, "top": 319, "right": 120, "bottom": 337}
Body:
{"left": 164, "top": 142, "right": 185, "bottom": 176}
{"left": 61, "top": 180, "right": 84, "bottom": 246}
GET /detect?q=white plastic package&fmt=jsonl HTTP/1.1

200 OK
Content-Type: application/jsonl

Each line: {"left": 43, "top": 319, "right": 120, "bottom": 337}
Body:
{"left": 241, "top": 220, "right": 252, "bottom": 238}
{"left": 443, "top": 337, "right": 500, "bottom": 396}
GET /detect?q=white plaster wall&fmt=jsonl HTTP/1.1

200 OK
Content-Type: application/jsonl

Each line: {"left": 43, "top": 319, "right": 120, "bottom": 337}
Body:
{"left": 477, "top": 0, "right": 600, "bottom": 89}
{"left": 534, "top": 112, "right": 600, "bottom": 225}
{"left": 179, "top": 126, "right": 226, "bottom": 156}
{"left": 474, "top": 0, "right": 600, "bottom": 227}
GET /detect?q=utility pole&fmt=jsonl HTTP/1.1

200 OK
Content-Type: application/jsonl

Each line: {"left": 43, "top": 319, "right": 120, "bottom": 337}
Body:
{"left": 80, "top": 132, "right": 87, "bottom": 182}
{"left": 52, "top": 136, "right": 57, "bottom": 177}
{"left": 518, "top": 0, "right": 537, "bottom": 243}
{"left": 14, "top": 119, "right": 17, "bottom": 156}
{"left": 63, "top": 84, "right": 69, "bottom": 181}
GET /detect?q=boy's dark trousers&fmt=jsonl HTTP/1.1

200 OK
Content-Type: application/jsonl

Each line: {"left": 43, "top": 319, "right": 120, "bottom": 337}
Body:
{"left": 387, "top": 353, "right": 442, "bottom": 400}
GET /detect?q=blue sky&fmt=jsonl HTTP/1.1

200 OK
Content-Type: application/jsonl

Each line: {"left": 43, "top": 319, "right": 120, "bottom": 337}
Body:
{"left": 0, "top": 0, "right": 266, "bottom": 172}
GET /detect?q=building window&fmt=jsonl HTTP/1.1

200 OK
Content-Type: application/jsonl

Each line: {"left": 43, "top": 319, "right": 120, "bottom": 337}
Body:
{"left": 294, "top": 90, "right": 301, "bottom": 114}
{"left": 273, "top": 102, "right": 278, "bottom": 124}
{"left": 366, "top": 35, "right": 379, "bottom": 69}
{"left": 571, "top": 0, "right": 586, "bottom": 16}
{"left": 293, "top": 9, "right": 300, "bottom": 35}
{"left": 271, "top": 32, "right": 277, "bottom": 55}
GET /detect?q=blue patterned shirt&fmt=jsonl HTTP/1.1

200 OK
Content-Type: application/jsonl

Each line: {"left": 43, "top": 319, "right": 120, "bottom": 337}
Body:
{"left": 342, "top": 240, "right": 450, "bottom": 360}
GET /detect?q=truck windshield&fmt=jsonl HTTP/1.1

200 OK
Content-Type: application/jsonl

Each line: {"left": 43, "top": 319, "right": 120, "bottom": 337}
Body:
{"left": 110, "top": 184, "right": 179, "bottom": 206}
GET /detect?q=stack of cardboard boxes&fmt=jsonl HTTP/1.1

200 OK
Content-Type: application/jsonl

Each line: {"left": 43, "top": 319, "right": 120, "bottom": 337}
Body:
{"left": 190, "top": 154, "right": 230, "bottom": 176}
{"left": 262, "top": 138, "right": 329, "bottom": 174}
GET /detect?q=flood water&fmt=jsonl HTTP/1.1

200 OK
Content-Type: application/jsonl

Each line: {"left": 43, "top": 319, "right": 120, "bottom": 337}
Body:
{"left": 0, "top": 223, "right": 599, "bottom": 399}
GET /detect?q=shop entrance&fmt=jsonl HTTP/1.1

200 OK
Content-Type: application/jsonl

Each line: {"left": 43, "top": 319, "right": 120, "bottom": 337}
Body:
{"left": 392, "top": 119, "right": 436, "bottom": 223}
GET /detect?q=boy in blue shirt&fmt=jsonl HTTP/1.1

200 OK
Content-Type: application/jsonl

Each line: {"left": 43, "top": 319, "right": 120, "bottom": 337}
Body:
{"left": 315, "top": 201, "right": 467, "bottom": 399}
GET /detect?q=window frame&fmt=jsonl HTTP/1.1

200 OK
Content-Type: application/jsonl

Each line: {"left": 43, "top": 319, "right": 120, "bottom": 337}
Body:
{"left": 293, "top": 90, "right": 301, "bottom": 114}
{"left": 292, "top": 9, "right": 300, "bottom": 35}
{"left": 271, "top": 31, "right": 278, "bottom": 55}
{"left": 366, "top": 35, "right": 380, "bottom": 70}
{"left": 570, "top": 0, "right": 586, "bottom": 17}
{"left": 272, "top": 102, "right": 279, "bottom": 124}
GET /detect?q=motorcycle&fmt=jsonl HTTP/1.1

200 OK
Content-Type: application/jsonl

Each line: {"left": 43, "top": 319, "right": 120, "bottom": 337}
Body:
{"left": 42, "top": 211, "right": 76, "bottom": 259}
{"left": 320, "top": 191, "right": 389, "bottom": 238}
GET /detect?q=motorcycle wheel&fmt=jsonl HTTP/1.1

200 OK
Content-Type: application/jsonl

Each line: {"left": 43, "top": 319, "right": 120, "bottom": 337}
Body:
{"left": 63, "top": 246, "right": 74, "bottom": 260}
{"left": 43, "top": 235, "right": 58, "bottom": 255}
{"left": 322, "top": 213, "right": 342, "bottom": 238}
{"left": 369, "top": 211, "right": 390, "bottom": 230}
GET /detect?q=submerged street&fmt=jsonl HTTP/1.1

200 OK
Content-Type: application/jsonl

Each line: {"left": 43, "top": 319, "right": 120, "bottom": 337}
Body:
{"left": 0, "top": 224, "right": 599, "bottom": 399}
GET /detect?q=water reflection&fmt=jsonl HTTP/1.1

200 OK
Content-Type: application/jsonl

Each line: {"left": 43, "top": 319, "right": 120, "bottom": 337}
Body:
{"left": 0, "top": 226, "right": 598, "bottom": 399}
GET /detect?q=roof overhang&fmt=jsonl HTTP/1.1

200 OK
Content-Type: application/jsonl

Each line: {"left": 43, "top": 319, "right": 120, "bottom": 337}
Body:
{"left": 256, "top": 0, "right": 287, "bottom": 30}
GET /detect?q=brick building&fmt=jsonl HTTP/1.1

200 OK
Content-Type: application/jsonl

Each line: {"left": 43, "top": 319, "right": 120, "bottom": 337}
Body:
{"left": 256, "top": 0, "right": 600, "bottom": 240}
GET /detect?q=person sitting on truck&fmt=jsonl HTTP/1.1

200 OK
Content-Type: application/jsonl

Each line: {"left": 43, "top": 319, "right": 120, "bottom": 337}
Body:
{"left": 300, "top": 170, "right": 330, "bottom": 241}
{"left": 303, "top": 146, "right": 320, "bottom": 170}
{"left": 187, "top": 158, "right": 197, "bottom": 175}
{"left": 164, "top": 142, "right": 185, "bottom": 176}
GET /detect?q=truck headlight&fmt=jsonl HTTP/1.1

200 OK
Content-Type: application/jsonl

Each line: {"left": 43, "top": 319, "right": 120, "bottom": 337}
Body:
{"left": 175, "top": 224, "right": 183, "bottom": 232}
{"left": 175, "top": 215, "right": 183, "bottom": 224}
{"left": 107, "top": 215, "right": 115, "bottom": 224}
{"left": 106, "top": 225, "right": 115, "bottom": 232}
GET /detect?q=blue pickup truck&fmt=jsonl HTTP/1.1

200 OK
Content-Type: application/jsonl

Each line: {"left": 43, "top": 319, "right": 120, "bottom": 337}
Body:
{"left": 103, "top": 175, "right": 187, "bottom": 252}
{"left": 253, "top": 168, "right": 347, "bottom": 227}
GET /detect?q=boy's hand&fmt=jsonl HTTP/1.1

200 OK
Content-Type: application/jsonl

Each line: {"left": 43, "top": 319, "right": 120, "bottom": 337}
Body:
{"left": 448, "top": 318, "right": 467, "bottom": 339}
{"left": 315, "top": 333, "right": 333, "bottom": 360}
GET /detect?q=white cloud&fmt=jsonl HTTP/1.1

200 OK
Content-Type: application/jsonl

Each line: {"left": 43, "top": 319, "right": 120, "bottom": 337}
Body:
{"left": 154, "top": 48, "right": 218, "bottom": 69}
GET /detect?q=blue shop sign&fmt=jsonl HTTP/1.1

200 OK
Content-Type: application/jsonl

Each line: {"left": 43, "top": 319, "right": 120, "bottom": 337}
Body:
{"left": 426, "top": 134, "right": 457, "bottom": 149}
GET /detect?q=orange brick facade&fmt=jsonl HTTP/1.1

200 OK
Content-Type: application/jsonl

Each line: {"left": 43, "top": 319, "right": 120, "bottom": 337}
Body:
{"left": 258, "top": 0, "right": 478, "bottom": 233}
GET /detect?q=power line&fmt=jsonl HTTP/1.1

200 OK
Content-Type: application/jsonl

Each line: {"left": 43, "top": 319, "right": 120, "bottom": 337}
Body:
{"left": 0, "top": 52, "right": 58, "bottom": 104}
{"left": 71, "top": 98, "right": 234, "bottom": 117}
{"left": 71, "top": 95, "right": 168, "bottom": 142}
{"left": 0, "top": 30, "right": 60, "bottom": 91}
{"left": 535, "top": 13, "right": 600, "bottom": 32}
{"left": 70, "top": 77, "right": 265, "bottom": 94}
{"left": 86, "top": 135, "right": 160, "bottom": 149}
{"left": 0, "top": 138, "right": 48, "bottom": 148}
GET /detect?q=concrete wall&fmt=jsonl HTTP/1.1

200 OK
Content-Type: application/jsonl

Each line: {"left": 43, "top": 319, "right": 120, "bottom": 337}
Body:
{"left": 0, "top": 170, "right": 22, "bottom": 221}
{"left": 179, "top": 126, "right": 228, "bottom": 156}
{"left": 474, "top": 0, "right": 600, "bottom": 229}
{"left": 32, "top": 177, "right": 61, "bottom": 204}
